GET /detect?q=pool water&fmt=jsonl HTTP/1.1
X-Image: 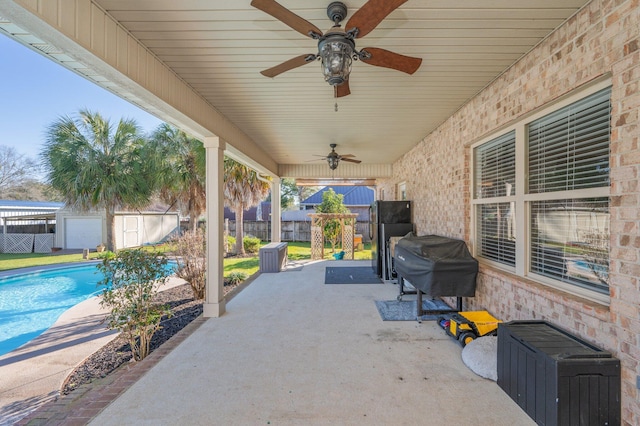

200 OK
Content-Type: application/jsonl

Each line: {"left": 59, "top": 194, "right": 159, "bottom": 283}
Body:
{"left": 0, "top": 261, "right": 177, "bottom": 357}
{"left": 0, "top": 264, "right": 105, "bottom": 357}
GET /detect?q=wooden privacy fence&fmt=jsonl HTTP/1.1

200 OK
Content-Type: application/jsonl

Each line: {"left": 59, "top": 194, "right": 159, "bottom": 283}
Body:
{"left": 226, "top": 220, "right": 370, "bottom": 242}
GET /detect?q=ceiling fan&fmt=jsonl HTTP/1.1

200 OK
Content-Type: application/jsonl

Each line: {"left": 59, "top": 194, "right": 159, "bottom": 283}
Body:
{"left": 251, "top": 0, "right": 422, "bottom": 97}
{"left": 311, "top": 144, "right": 362, "bottom": 170}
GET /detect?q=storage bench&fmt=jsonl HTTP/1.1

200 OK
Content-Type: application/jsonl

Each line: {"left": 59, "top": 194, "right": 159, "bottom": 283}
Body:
{"left": 497, "top": 321, "right": 620, "bottom": 426}
{"left": 259, "top": 242, "right": 288, "bottom": 273}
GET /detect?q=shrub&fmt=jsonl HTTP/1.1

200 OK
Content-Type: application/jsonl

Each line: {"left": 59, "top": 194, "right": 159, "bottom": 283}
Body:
{"left": 243, "top": 235, "right": 261, "bottom": 254}
{"left": 227, "top": 235, "right": 236, "bottom": 253}
{"left": 172, "top": 229, "right": 206, "bottom": 299}
{"left": 97, "top": 249, "right": 172, "bottom": 361}
{"left": 98, "top": 250, "right": 116, "bottom": 261}
{"left": 226, "top": 271, "right": 248, "bottom": 286}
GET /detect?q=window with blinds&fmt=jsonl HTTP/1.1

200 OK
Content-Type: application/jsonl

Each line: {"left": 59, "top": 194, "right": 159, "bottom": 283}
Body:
{"left": 528, "top": 88, "right": 611, "bottom": 193}
{"left": 472, "top": 82, "right": 611, "bottom": 300}
{"left": 527, "top": 87, "right": 611, "bottom": 294}
{"left": 474, "top": 132, "right": 516, "bottom": 267}
{"left": 476, "top": 202, "right": 516, "bottom": 266}
{"left": 530, "top": 198, "right": 609, "bottom": 294}
{"left": 474, "top": 131, "right": 516, "bottom": 199}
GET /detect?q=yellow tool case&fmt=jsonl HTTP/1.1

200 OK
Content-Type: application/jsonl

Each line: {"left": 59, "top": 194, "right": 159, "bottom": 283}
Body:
{"left": 438, "top": 311, "right": 501, "bottom": 347}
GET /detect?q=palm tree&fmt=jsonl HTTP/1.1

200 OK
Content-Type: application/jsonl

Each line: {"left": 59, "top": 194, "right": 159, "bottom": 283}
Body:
{"left": 223, "top": 158, "right": 271, "bottom": 255}
{"left": 150, "top": 124, "right": 206, "bottom": 232}
{"left": 41, "top": 109, "right": 155, "bottom": 251}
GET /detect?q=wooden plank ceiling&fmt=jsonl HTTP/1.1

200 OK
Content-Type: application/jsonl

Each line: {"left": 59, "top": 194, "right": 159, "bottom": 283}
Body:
{"left": 95, "top": 0, "right": 589, "bottom": 168}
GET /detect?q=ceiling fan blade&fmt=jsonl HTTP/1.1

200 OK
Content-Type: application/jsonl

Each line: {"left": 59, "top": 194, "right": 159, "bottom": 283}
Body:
{"left": 340, "top": 154, "right": 356, "bottom": 158}
{"left": 341, "top": 158, "right": 362, "bottom": 164}
{"left": 360, "top": 47, "right": 422, "bottom": 74}
{"left": 260, "top": 54, "right": 316, "bottom": 78}
{"left": 334, "top": 81, "right": 351, "bottom": 98}
{"left": 345, "top": 0, "right": 407, "bottom": 39}
{"left": 251, "top": 0, "right": 323, "bottom": 38}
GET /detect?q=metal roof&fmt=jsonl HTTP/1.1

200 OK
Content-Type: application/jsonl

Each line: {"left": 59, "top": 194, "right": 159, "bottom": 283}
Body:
{"left": 0, "top": 200, "right": 64, "bottom": 210}
{"left": 301, "top": 186, "right": 374, "bottom": 206}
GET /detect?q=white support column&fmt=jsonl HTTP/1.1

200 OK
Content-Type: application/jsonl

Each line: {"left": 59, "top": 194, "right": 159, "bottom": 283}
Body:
{"left": 203, "top": 136, "right": 226, "bottom": 318}
{"left": 271, "top": 177, "right": 281, "bottom": 242}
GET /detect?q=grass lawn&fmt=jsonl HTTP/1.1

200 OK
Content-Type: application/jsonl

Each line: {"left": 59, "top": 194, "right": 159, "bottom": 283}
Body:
{"left": 0, "top": 244, "right": 176, "bottom": 272}
{"left": 224, "top": 241, "right": 371, "bottom": 278}
{"left": 286, "top": 241, "right": 372, "bottom": 261}
{"left": 0, "top": 252, "right": 103, "bottom": 271}
{"left": 0, "top": 242, "right": 373, "bottom": 276}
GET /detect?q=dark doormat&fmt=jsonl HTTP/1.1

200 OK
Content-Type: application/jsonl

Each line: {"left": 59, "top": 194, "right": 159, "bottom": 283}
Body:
{"left": 325, "top": 267, "right": 382, "bottom": 284}
{"left": 375, "top": 299, "right": 455, "bottom": 321}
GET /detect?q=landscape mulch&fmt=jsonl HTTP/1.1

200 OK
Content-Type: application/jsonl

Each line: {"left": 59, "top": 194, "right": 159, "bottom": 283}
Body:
{"left": 61, "top": 280, "right": 241, "bottom": 394}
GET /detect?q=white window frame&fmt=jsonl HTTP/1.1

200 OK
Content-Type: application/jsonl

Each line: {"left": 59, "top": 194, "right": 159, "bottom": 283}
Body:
{"left": 397, "top": 182, "right": 407, "bottom": 200}
{"left": 470, "top": 78, "right": 612, "bottom": 305}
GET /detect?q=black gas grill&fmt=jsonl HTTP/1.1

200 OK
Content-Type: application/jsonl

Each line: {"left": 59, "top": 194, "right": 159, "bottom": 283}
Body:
{"left": 394, "top": 234, "right": 478, "bottom": 317}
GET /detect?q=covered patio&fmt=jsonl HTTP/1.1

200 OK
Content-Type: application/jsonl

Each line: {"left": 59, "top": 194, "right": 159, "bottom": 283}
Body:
{"left": 24, "top": 260, "right": 535, "bottom": 425}
{"left": 0, "top": 0, "right": 638, "bottom": 423}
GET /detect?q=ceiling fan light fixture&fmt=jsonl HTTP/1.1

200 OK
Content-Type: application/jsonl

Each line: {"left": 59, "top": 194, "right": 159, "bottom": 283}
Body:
{"left": 326, "top": 143, "right": 341, "bottom": 169}
{"left": 327, "top": 155, "right": 340, "bottom": 170}
{"left": 318, "top": 31, "right": 355, "bottom": 86}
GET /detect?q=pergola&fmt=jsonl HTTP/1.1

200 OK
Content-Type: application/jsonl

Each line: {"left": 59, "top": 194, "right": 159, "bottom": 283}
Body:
{"left": 308, "top": 213, "right": 358, "bottom": 260}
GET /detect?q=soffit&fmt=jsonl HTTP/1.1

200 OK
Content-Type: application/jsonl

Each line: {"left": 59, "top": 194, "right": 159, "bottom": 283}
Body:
{"left": 19, "top": 1, "right": 594, "bottom": 170}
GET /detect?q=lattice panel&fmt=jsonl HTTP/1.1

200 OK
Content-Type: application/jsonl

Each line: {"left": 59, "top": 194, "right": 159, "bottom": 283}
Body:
{"left": 34, "top": 234, "right": 55, "bottom": 253}
{"left": 311, "top": 225, "right": 323, "bottom": 260}
{"left": 3, "top": 234, "right": 34, "bottom": 253}
{"left": 342, "top": 225, "right": 354, "bottom": 259}
{"left": 0, "top": 235, "right": 3, "bottom": 253}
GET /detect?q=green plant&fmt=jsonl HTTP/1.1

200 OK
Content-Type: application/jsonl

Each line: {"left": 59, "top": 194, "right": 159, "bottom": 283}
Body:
{"left": 149, "top": 124, "right": 206, "bottom": 233}
{"left": 223, "top": 157, "right": 271, "bottom": 255}
{"left": 243, "top": 235, "right": 261, "bottom": 254}
{"left": 226, "top": 271, "right": 248, "bottom": 286}
{"left": 42, "top": 109, "right": 155, "bottom": 251}
{"left": 227, "top": 235, "right": 236, "bottom": 253}
{"left": 172, "top": 229, "right": 206, "bottom": 299}
{"left": 315, "top": 189, "right": 350, "bottom": 253}
{"left": 98, "top": 250, "right": 116, "bottom": 261}
{"left": 97, "top": 249, "right": 173, "bottom": 361}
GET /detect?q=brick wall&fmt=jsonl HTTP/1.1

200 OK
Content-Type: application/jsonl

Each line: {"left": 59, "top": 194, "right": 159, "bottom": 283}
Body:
{"left": 379, "top": 0, "right": 640, "bottom": 423}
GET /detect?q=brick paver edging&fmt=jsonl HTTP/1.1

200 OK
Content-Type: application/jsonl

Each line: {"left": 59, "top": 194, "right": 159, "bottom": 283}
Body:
{"left": 18, "top": 316, "right": 207, "bottom": 425}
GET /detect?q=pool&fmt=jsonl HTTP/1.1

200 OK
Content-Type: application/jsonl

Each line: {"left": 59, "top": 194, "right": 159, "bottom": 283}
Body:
{"left": 0, "top": 264, "right": 106, "bottom": 357}
{"left": 0, "top": 262, "right": 175, "bottom": 357}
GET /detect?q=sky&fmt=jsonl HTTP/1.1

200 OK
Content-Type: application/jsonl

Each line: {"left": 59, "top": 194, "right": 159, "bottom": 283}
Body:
{"left": 0, "top": 34, "right": 164, "bottom": 160}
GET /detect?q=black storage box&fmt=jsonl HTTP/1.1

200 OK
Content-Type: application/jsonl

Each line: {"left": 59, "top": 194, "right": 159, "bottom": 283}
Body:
{"left": 497, "top": 321, "right": 620, "bottom": 426}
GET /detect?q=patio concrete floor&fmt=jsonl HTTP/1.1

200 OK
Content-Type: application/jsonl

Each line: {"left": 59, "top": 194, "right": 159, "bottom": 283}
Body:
{"left": 79, "top": 259, "right": 534, "bottom": 425}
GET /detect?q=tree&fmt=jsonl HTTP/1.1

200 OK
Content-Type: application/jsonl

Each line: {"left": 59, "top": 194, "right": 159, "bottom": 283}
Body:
{"left": 279, "top": 178, "right": 297, "bottom": 210}
{"left": 298, "top": 185, "right": 320, "bottom": 206}
{"left": 41, "top": 109, "right": 155, "bottom": 251}
{"left": 0, "top": 180, "right": 61, "bottom": 201}
{"left": 223, "top": 158, "right": 271, "bottom": 255}
{"left": 97, "top": 249, "right": 172, "bottom": 361}
{"left": 268, "top": 178, "right": 319, "bottom": 211}
{"left": 315, "top": 188, "right": 350, "bottom": 253}
{"left": 0, "top": 145, "right": 38, "bottom": 198}
{"left": 150, "top": 124, "right": 206, "bottom": 232}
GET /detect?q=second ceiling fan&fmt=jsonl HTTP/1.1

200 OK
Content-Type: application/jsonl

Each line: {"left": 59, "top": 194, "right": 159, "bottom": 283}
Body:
{"left": 311, "top": 144, "right": 361, "bottom": 170}
{"left": 251, "top": 0, "right": 422, "bottom": 97}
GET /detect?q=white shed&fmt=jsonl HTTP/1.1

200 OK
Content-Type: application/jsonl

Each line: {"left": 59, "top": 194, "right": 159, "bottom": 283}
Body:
{"left": 55, "top": 208, "right": 180, "bottom": 250}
